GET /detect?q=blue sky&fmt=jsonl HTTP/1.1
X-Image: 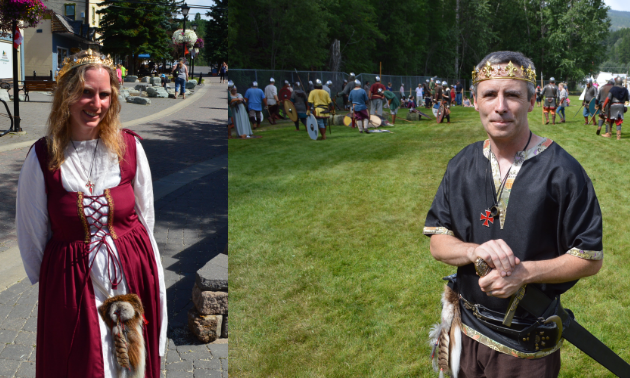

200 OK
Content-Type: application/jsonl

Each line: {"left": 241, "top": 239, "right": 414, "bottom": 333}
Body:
{"left": 605, "top": 0, "right": 630, "bottom": 12}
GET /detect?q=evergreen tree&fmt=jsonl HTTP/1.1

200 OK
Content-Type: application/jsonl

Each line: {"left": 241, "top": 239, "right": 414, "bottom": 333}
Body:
{"left": 205, "top": 0, "right": 227, "bottom": 68}
{"left": 97, "top": 0, "right": 174, "bottom": 74}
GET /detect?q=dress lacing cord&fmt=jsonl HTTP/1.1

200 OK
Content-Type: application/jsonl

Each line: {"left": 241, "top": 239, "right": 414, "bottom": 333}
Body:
{"left": 83, "top": 193, "right": 123, "bottom": 290}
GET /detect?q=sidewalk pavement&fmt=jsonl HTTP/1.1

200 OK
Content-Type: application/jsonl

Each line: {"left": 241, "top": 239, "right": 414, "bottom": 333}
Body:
{"left": 0, "top": 77, "right": 228, "bottom": 377}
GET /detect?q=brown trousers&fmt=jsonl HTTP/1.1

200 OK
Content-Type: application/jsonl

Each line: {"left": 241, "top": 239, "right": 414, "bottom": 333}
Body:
{"left": 459, "top": 333, "right": 561, "bottom": 378}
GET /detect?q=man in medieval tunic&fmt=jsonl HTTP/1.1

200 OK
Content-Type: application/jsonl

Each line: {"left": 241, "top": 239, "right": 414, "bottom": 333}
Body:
{"left": 264, "top": 78, "right": 280, "bottom": 125}
{"left": 596, "top": 79, "right": 615, "bottom": 137}
{"left": 370, "top": 76, "right": 386, "bottom": 118}
{"left": 601, "top": 77, "right": 630, "bottom": 140}
{"left": 308, "top": 79, "right": 333, "bottom": 140}
{"left": 582, "top": 78, "right": 598, "bottom": 126}
{"left": 383, "top": 89, "right": 400, "bottom": 125}
{"left": 433, "top": 82, "right": 450, "bottom": 123}
{"left": 541, "top": 77, "right": 559, "bottom": 124}
{"left": 424, "top": 51, "right": 602, "bottom": 378}
{"left": 348, "top": 79, "right": 370, "bottom": 134}
{"left": 337, "top": 73, "right": 356, "bottom": 111}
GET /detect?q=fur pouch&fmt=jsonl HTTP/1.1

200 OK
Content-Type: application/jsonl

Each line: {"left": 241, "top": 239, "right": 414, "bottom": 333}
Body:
{"left": 98, "top": 294, "right": 146, "bottom": 378}
{"left": 428, "top": 285, "right": 461, "bottom": 378}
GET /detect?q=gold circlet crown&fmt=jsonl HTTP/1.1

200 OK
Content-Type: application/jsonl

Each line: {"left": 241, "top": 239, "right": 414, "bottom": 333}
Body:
{"left": 472, "top": 61, "right": 536, "bottom": 85}
{"left": 57, "top": 49, "right": 115, "bottom": 80}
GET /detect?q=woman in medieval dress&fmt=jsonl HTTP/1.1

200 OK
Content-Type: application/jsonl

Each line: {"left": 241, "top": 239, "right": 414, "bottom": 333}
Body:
{"left": 16, "top": 49, "right": 167, "bottom": 378}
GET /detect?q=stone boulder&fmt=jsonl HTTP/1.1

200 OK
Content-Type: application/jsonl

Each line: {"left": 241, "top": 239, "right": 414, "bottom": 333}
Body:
{"left": 140, "top": 76, "right": 151, "bottom": 83}
{"left": 124, "top": 75, "right": 138, "bottom": 82}
{"left": 120, "top": 89, "right": 130, "bottom": 98}
{"left": 187, "top": 79, "right": 198, "bottom": 86}
{"left": 127, "top": 88, "right": 141, "bottom": 96}
{"left": 0, "top": 89, "right": 9, "bottom": 102}
{"left": 150, "top": 77, "right": 161, "bottom": 86}
{"left": 118, "top": 94, "right": 126, "bottom": 103}
{"left": 126, "top": 96, "right": 151, "bottom": 105}
{"left": 134, "top": 84, "right": 149, "bottom": 91}
{"left": 146, "top": 86, "right": 168, "bottom": 98}
{"left": 185, "top": 81, "right": 196, "bottom": 90}
{"left": 192, "top": 284, "right": 228, "bottom": 315}
{"left": 188, "top": 309, "right": 222, "bottom": 343}
{"left": 196, "top": 254, "right": 228, "bottom": 292}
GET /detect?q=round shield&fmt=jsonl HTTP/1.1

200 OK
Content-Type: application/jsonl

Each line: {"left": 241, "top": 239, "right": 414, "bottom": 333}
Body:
{"left": 436, "top": 102, "right": 445, "bottom": 123}
{"left": 284, "top": 100, "right": 298, "bottom": 122}
{"left": 588, "top": 98, "right": 598, "bottom": 117}
{"left": 306, "top": 115, "right": 319, "bottom": 140}
{"left": 369, "top": 114, "right": 382, "bottom": 127}
{"left": 343, "top": 113, "right": 353, "bottom": 127}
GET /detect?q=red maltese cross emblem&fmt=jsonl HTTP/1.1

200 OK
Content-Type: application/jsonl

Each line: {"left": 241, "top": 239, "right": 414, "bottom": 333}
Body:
{"left": 480, "top": 210, "right": 494, "bottom": 227}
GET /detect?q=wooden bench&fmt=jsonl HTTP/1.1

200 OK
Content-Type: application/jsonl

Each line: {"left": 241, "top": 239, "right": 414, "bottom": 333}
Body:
{"left": 22, "top": 80, "right": 57, "bottom": 101}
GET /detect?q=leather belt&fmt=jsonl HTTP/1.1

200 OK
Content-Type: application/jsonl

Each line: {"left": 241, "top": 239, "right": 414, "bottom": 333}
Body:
{"left": 474, "top": 258, "right": 630, "bottom": 377}
{"left": 460, "top": 296, "right": 562, "bottom": 353}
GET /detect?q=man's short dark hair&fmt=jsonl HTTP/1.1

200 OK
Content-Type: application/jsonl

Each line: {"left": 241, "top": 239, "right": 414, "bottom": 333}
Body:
{"left": 473, "top": 51, "right": 536, "bottom": 101}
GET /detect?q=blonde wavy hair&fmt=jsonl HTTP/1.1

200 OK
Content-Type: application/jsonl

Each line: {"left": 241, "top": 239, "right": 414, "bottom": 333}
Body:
{"left": 46, "top": 51, "right": 124, "bottom": 170}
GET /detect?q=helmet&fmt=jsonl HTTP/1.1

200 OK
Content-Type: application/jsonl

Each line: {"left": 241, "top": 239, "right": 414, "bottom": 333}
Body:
{"left": 378, "top": 88, "right": 383, "bottom": 93}
{"left": 375, "top": 76, "right": 380, "bottom": 81}
{"left": 401, "top": 83, "right": 404, "bottom": 86}
{"left": 284, "top": 80, "right": 290, "bottom": 85}
{"left": 326, "top": 80, "right": 332, "bottom": 86}
{"left": 252, "top": 81, "right": 258, "bottom": 87}
{"left": 442, "top": 81, "right": 447, "bottom": 86}
{"left": 587, "top": 78, "right": 593, "bottom": 84}
{"left": 343, "top": 79, "right": 348, "bottom": 83}
{"left": 227, "top": 80, "right": 234, "bottom": 88}
{"left": 549, "top": 77, "right": 555, "bottom": 83}
{"left": 354, "top": 79, "right": 361, "bottom": 86}
{"left": 615, "top": 77, "right": 623, "bottom": 85}
{"left": 270, "top": 77, "right": 275, "bottom": 82}
{"left": 426, "top": 79, "right": 429, "bottom": 82}
{"left": 349, "top": 72, "right": 356, "bottom": 78}
{"left": 315, "top": 79, "right": 322, "bottom": 87}
{"left": 430, "top": 78, "right": 434, "bottom": 81}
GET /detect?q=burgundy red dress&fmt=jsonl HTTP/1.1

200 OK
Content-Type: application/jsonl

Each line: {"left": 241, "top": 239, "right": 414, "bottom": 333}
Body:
{"left": 33, "top": 130, "right": 161, "bottom": 378}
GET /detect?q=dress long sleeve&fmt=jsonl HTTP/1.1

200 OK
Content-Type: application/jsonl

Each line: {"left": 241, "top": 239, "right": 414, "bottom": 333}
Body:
{"left": 132, "top": 137, "right": 168, "bottom": 356}
{"left": 16, "top": 149, "right": 51, "bottom": 284}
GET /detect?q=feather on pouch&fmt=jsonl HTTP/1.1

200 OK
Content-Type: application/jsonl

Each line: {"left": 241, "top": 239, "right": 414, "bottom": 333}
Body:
{"left": 428, "top": 285, "right": 461, "bottom": 378}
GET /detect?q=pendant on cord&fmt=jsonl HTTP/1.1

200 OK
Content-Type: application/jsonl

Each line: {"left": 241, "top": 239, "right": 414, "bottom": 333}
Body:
{"left": 480, "top": 209, "right": 495, "bottom": 227}
{"left": 86, "top": 180, "right": 94, "bottom": 195}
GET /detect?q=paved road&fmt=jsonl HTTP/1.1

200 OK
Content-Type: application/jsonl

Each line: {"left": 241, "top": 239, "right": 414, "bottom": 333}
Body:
{"left": 0, "top": 77, "right": 228, "bottom": 377}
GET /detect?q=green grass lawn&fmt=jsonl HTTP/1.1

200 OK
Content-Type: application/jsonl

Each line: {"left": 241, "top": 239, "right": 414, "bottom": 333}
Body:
{"left": 228, "top": 96, "right": 630, "bottom": 377}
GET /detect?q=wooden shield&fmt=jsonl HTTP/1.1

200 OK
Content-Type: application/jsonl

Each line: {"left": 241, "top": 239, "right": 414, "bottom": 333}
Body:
{"left": 436, "top": 102, "right": 445, "bottom": 123}
{"left": 588, "top": 98, "right": 598, "bottom": 117}
{"left": 343, "top": 113, "right": 353, "bottom": 127}
{"left": 369, "top": 114, "right": 382, "bottom": 127}
{"left": 306, "top": 115, "right": 319, "bottom": 140}
{"left": 284, "top": 100, "right": 298, "bottom": 122}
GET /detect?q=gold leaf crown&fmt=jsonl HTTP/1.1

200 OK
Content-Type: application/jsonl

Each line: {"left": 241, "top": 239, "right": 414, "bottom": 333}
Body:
{"left": 472, "top": 61, "right": 536, "bottom": 85}
{"left": 57, "top": 49, "right": 115, "bottom": 80}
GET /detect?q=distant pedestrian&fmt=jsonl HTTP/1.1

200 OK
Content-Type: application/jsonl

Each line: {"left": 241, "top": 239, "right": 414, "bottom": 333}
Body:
{"left": 219, "top": 62, "right": 227, "bottom": 83}
{"left": 558, "top": 83, "right": 568, "bottom": 123}
{"left": 171, "top": 60, "right": 189, "bottom": 99}
{"left": 116, "top": 64, "right": 123, "bottom": 84}
{"left": 161, "top": 73, "right": 169, "bottom": 88}
{"left": 455, "top": 81, "right": 463, "bottom": 106}
{"left": 120, "top": 64, "right": 126, "bottom": 82}
{"left": 400, "top": 83, "right": 405, "bottom": 100}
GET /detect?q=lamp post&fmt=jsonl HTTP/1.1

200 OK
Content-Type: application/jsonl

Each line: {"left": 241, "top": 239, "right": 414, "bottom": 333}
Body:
{"left": 181, "top": 3, "right": 190, "bottom": 59}
{"left": 191, "top": 23, "right": 197, "bottom": 77}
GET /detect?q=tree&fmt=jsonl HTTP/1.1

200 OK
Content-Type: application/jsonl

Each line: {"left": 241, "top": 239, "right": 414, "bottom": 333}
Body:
{"left": 97, "top": 0, "right": 173, "bottom": 74}
{"left": 205, "top": 0, "right": 227, "bottom": 68}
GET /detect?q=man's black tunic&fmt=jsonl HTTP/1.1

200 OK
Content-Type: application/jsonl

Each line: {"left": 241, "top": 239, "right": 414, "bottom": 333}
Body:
{"left": 424, "top": 138, "right": 603, "bottom": 355}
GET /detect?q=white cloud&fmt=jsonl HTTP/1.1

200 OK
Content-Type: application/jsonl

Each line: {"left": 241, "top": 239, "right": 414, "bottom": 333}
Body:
{"left": 605, "top": 0, "right": 630, "bottom": 12}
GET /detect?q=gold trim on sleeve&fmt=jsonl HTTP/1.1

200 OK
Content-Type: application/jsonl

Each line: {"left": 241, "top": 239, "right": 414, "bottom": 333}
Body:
{"left": 104, "top": 189, "right": 117, "bottom": 240}
{"left": 423, "top": 227, "right": 454, "bottom": 236}
{"left": 461, "top": 324, "right": 562, "bottom": 359}
{"left": 566, "top": 247, "right": 603, "bottom": 260}
{"left": 77, "top": 192, "right": 90, "bottom": 243}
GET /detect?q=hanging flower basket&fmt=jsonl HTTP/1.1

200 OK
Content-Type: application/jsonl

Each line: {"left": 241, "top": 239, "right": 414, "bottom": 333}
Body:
{"left": 171, "top": 29, "right": 197, "bottom": 47}
{"left": 193, "top": 38, "right": 204, "bottom": 49}
{"left": 0, "top": 0, "right": 50, "bottom": 32}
